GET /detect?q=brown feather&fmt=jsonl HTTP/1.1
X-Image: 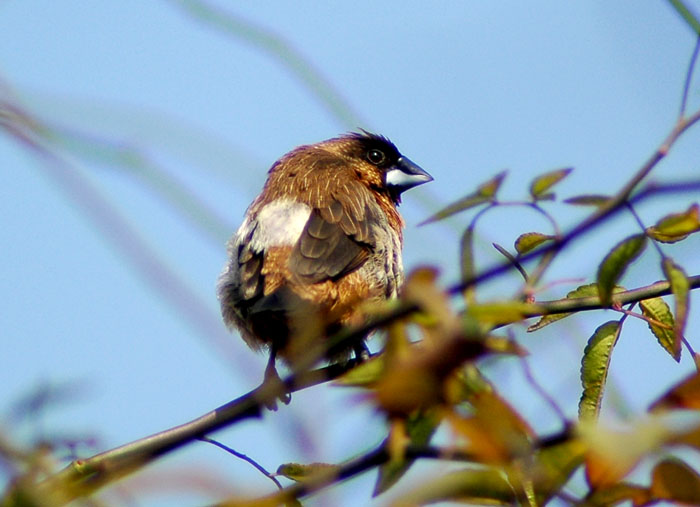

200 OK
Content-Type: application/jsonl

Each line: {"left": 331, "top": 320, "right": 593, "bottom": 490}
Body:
{"left": 217, "top": 131, "right": 430, "bottom": 366}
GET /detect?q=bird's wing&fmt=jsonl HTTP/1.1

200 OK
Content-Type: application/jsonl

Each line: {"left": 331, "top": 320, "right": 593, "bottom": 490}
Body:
{"left": 289, "top": 177, "right": 377, "bottom": 284}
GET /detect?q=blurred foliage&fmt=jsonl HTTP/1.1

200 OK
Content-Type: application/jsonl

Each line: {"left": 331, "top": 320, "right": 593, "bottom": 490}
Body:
{"left": 3, "top": 2, "right": 700, "bottom": 506}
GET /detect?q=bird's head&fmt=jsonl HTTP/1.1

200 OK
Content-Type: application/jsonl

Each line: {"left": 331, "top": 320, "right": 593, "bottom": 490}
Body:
{"left": 330, "top": 131, "right": 433, "bottom": 204}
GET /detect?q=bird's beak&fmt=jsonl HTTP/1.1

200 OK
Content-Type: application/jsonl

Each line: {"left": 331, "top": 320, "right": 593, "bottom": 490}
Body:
{"left": 385, "top": 156, "right": 433, "bottom": 193}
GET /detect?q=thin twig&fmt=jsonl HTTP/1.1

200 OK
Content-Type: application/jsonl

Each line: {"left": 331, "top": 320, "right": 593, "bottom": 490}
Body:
{"left": 520, "top": 357, "right": 567, "bottom": 425}
{"left": 625, "top": 202, "right": 665, "bottom": 258}
{"left": 199, "top": 437, "right": 282, "bottom": 490}
{"left": 21, "top": 85, "right": 700, "bottom": 507}
{"left": 680, "top": 33, "right": 700, "bottom": 117}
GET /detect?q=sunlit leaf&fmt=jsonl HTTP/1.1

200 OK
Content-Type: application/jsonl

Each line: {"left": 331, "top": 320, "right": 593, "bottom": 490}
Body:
{"left": 477, "top": 170, "right": 508, "bottom": 198}
{"left": 563, "top": 194, "right": 612, "bottom": 207}
{"left": 662, "top": 258, "right": 690, "bottom": 344}
{"left": 467, "top": 301, "right": 542, "bottom": 327}
{"left": 373, "top": 410, "right": 440, "bottom": 495}
{"left": 671, "top": 421, "right": 700, "bottom": 451}
{"left": 335, "top": 355, "right": 384, "bottom": 386}
{"left": 419, "top": 172, "right": 506, "bottom": 225}
{"left": 393, "top": 466, "right": 516, "bottom": 505}
{"left": 579, "top": 321, "right": 621, "bottom": 421}
{"left": 403, "top": 267, "right": 453, "bottom": 330}
{"left": 527, "top": 283, "right": 624, "bottom": 332}
{"left": 646, "top": 203, "right": 700, "bottom": 243}
{"left": 529, "top": 167, "right": 573, "bottom": 200}
{"left": 531, "top": 439, "right": 586, "bottom": 503}
{"left": 650, "top": 458, "right": 700, "bottom": 503}
{"left": 514, "top": 232, "right": 555, "bottom": 255}
{"left": 276, "top": 462, "right": 340, "bottom": 482}
{"left": 584, "top": 483, "right": 651, "bottom": 506}
{"left": 483, "top": 336, "right": 528, "bottom": 356}
{"left": 640, "top": 297, "right": 679, "bottom": 361}
{"left": 460, "top": 226, "right": 476, "bottom": 305}
{"left": 374, "top": 337, "right": 495, "bottom": 416}
{"left": 395, "top": 438, "right": 585, "bottom": 505}
{"left": 448, "top": 391, "right": 534, "bottom": 463}
{"left": 447, "top": 364, "right": 495, "bottom": 404}
{"left": 581, "top": 419, "right": 671, "bottom": 488}
{"left": 597, "top": 234, "right": 647, "bottom": 306}
{"left": 649, "top": 370, "right": 700, "bottom": 411}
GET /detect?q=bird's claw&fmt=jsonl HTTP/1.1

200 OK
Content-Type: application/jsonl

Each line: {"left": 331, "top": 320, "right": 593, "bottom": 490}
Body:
{"left": 262, "top": 360, "right": 291, "bottom": 411}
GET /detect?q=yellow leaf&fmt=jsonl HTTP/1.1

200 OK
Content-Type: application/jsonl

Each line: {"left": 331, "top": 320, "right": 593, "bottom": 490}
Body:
{"left": 529, "top": 167, "right": 573, "bottom": 199}
{"left": 650, "top": 458, "right": 700, "bottom": 503}
{"left": 514, "top": 232, "right": 555, "bottom": 255}
{"left": 448, "top": 391, "right": 534, "bottom": 463}
{"left": 649, "top": 370, "right": 700, "bottom": 411}
{"left": 646, "top": 203, "right": 700, "bottom": 243}
{"left": 335, "top": 355, "right": 384, "bottom": 386}
{"left": 467, "top": 301, "right": 542, "bottom": 326}
{"left": 581, "top": 419, "right": 670, "bottom": 488}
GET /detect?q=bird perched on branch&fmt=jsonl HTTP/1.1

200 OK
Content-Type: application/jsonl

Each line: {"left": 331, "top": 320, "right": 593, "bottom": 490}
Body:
{"left": 218, "top": 131, "right": 432, "bottom": 400}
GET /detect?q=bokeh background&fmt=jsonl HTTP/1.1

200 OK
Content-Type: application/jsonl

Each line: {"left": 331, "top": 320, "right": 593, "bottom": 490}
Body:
{"left": 2, "top": 1, "right": 700, "bottom": 505}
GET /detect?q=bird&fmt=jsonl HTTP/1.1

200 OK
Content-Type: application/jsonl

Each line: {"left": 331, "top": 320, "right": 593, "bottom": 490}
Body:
{"left": 217, "top": 131, "right": 432, "bottom": 402}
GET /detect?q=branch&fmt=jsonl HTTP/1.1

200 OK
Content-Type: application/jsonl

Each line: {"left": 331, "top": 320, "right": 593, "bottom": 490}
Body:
{"left": 214, "top": 430, "right": 576, "bottom": 505}
{"left": 14, "top": 67, "right": 700, "bottom": 507}
{"left": 524, "top": 274, "right": 700, "bottom": 319}
{"left": 30, "top": 361, "right": 358, "bottom": 499}
{"left": 28, "top": 269, "right": 699, "bottom": 504}
{"left": 449, "top": 107, "right": 700, "bottom": 297}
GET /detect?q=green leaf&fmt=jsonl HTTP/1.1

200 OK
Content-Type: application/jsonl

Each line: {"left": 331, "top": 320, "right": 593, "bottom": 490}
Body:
{"left": 579, "top": 321, "right": 621, "bottom": 421}
{"left": 514, "top": 232, "right": 555, "bottom": 255}
{"left": 563, "top": 194, "right": 612, "bottom": 207}
{"left": 527, "top": 283, "right": 625, "bottom": 332}
{"left": 492, "top": 242, "right": 528, "bottom": 281}
{"left": 667, "top": 0, "right": 700, "bottom": 35}
{"left": 418, "top": 171, "right": 506, "bottom": 225}
{"left": 460, "top": 226, "right": 476, "bottom": 305}
{"left": 529, "top": 167, "right": 573, "bottom": 200}
{"left": 646, "top": 203, "right": 700, "bottom": 243}
{"left": 662, "top": 258, "right": 690, "bottom": 344}
{"left": 276, "top": 462, "right": 340, "bottom": 482}
{"left": 640, "top": 297, "right": 680, "bottom": 361}
{"left": 597, "top": 234, "right": 647, "bottom": 306}
{"left": 374, "top": 410, "right": 440, "bottom": 495}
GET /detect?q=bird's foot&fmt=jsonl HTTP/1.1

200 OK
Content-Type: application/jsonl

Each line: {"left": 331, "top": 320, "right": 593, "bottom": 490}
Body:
{"left": 261, "top": 360, "right": 291, "bottom": 411}
{"left": 353, "top": 341, "right": 371, "bottom": 363}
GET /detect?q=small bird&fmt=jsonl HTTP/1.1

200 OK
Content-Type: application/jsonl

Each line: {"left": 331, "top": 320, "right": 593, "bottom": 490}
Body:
{"left": 218, "top": 131, "right": 432, "bottom": 398}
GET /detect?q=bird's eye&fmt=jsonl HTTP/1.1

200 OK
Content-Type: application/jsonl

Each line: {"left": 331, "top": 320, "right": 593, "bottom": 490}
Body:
{"left": 367, "top": 149, "right": 386, "bottom": 165}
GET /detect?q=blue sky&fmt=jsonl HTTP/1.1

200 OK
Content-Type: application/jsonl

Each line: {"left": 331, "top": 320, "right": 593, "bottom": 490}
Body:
{"left": 1, "top": 2, "right": 700, "bottom": 504}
